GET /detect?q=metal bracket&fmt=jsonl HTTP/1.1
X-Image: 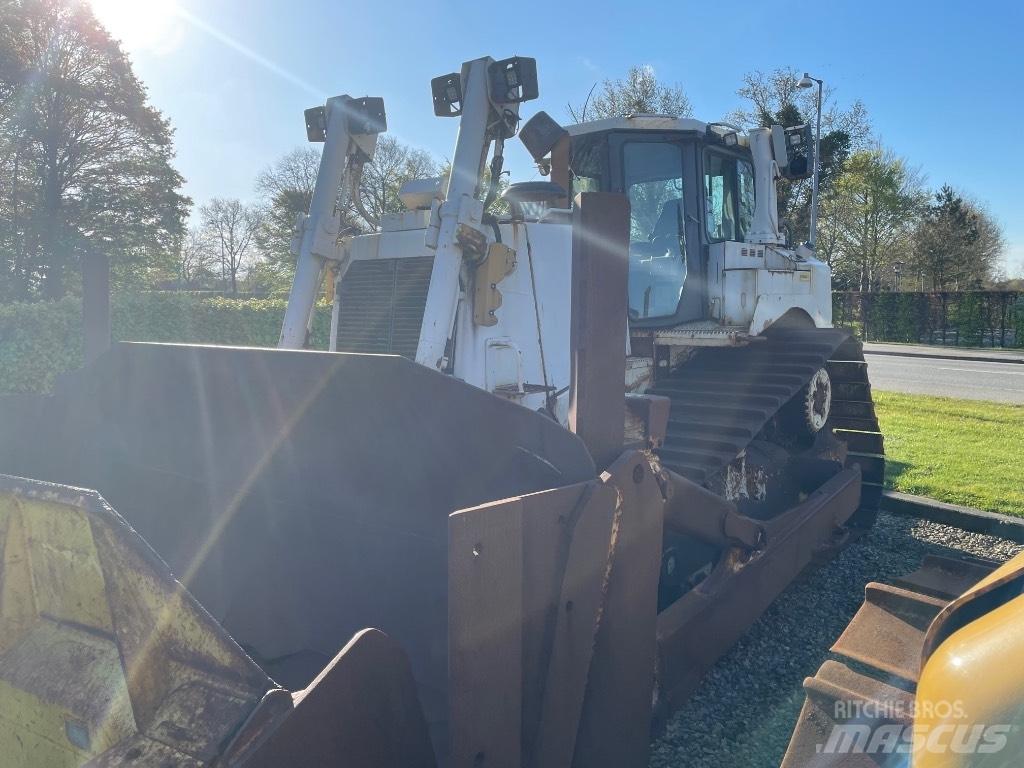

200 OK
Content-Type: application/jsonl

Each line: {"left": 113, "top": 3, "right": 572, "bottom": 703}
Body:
{"left": 472, "top": 242, "right": 516, "bottom": 326}
{"left": 452, "top": 195, "right": 488, "bottom": 261}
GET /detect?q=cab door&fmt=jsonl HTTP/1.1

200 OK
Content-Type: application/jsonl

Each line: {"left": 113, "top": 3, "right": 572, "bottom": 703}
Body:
{"left": 608, "top": 133, "right": 704, "bottom": 324}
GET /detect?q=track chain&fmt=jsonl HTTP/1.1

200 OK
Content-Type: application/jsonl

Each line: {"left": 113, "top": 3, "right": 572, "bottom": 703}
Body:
{"left": 648, "top": 327, "right": 885, "bottom": 526}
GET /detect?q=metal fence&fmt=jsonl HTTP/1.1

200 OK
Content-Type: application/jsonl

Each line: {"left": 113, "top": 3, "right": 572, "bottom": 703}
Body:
{"left": 832, "top": 291, "right": 1024, "bottom": 348}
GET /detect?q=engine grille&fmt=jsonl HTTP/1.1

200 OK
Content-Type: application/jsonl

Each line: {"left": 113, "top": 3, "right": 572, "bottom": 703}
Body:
{"left": 334, "top": 256, "right": 434, "bottom": 359}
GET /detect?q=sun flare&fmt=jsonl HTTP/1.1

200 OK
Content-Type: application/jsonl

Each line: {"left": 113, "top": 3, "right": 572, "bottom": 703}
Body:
{"left": 88, "top": 0, "right": 184, "bottom": 54}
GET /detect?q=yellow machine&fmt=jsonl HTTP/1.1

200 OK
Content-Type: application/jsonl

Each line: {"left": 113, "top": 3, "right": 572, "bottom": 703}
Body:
{"left": 782, "top": 552, "right": 1024, "bottom": 767}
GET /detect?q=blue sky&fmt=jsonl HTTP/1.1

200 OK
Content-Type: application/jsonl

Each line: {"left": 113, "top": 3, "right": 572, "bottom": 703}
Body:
{"left": 94, "top": 0, "right": 1023, "bottom": 275}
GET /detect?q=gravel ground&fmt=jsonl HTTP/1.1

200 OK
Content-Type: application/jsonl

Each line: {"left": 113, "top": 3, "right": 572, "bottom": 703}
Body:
{"left": 649, "top": 513, "right": 1024, "bottom": 768}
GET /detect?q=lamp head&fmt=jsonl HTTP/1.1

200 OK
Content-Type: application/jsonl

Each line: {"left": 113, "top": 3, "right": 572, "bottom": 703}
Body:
{"left": 798, "top": 73, "right": 815, "bottom": 89}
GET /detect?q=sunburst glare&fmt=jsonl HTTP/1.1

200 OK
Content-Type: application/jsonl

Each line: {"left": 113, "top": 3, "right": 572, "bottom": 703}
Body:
{"left": 88, "top": 0, "right": 184, "bottom": 55}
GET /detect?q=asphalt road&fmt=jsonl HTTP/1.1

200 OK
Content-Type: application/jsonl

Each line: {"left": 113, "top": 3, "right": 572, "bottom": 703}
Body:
{"left": 864, "top": 353, "right": 1024, "bottom": 403}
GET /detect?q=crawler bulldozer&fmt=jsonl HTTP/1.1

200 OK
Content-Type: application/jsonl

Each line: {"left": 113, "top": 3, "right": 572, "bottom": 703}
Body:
{"left": 0, "top": 55, "right": 886, "bottom": 766}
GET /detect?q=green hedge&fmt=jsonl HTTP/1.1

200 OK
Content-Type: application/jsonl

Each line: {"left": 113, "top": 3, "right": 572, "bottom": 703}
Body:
{"left": 7, "top": 290, "right": 1022, "bottom": 394}
{"left": 0, "top": 293, "right": 331, "bottom": 394}
{"left": 833, "top": 291, "right": 1023, "bottom": 347}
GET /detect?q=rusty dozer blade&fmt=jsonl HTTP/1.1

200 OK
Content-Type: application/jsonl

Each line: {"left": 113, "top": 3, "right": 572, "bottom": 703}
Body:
{"left": 0, "top": 475, "right": 437, "bottom": 767}
{"left": 0, "top": 342, "right": 598, "bottom": 760}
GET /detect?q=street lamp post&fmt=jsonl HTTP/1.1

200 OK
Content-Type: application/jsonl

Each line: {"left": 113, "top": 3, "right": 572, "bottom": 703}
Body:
{"left": 798, "top": 73, "right": 823, "bottom": 250}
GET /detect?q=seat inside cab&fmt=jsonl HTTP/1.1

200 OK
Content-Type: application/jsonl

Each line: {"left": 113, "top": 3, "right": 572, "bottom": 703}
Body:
{"left": 624, "top": 142, "right": 687, "bottom": 320}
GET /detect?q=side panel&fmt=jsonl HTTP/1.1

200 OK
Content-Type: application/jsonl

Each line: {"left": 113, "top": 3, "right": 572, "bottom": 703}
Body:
{"left": 452, "top": 222, "right": 574, "bottom": 417}
{"left": 708, "top": 242, "right": 834, "bottom": 333}
{"left": 720, "top": 269, "right": 756, "bottom": 326}
{"left": 350, "top": 221, "right": 575, "bottom": 418}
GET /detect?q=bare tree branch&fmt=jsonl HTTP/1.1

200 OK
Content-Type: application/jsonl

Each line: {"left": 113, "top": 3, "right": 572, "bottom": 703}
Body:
{"left": 200, "top": 198, "right": 260, "bottom": 295}
{"left": 568, "top": 65, "right": 691, "bottom": 123}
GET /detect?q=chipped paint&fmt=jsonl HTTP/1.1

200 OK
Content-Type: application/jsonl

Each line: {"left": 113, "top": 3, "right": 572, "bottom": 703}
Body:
{"left": 625, "top": 357, "right": 654, "bottom": 393}
{"left": 723, "top": 452, "right": 768, "bottom": 503}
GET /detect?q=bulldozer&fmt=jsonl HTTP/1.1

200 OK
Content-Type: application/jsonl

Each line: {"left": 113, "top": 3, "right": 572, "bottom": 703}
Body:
{"left": 0, "top": 55, "right": 887, "bottom": 766}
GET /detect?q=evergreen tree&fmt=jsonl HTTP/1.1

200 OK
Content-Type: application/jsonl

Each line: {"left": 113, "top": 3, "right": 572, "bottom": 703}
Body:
{"left": 912, "top": 186, "right": 1004, "bottom": 289}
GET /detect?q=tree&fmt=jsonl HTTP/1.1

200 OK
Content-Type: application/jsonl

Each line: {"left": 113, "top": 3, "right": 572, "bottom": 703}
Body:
{"left": 963, "top": 199, "right": 1005, "bottom": 288}
{"left": 253, "top": 138, "right": 440, "bottom": 288}
{"left": 176, "top": 226, "right": 217, "bottom": 288}
{"left": 200, "top": 198, "right": 260, "bottom": 294}
{"left": 358, "top": 135, "right": 440, "bottom": 225}
{"left": 815, "top": 179, "right": 857, "bottom": 277}
{"left": 569, "top": 65, "right": 692, "bottom": 123}
{"left": 0, "top": 0, "right": 188, "bottom": 300}
{"left": 253, "top": 147, "right": 324, "bottom": 290}
{"left": 255, "top": 146, "right": 321, "bottom": 203}
{"left": 912, "top": 186, "right": 1005, "bottom": 289}
{"left": 732, "top": 68, "right": 872, "bottom": 150}
{"left": 819, "top": 149, "right": 926, "bottom": 291}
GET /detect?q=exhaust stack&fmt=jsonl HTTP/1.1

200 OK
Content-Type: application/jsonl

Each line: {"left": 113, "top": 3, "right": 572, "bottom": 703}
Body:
{"left": 745, "top": 127, "right": 785, "bottom": 246}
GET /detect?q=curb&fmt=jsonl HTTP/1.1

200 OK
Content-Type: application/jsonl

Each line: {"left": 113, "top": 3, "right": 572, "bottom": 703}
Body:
{"left": 881, "top": 491, "right": 1024, "bottom": 544}
{"left": 863, "top": 347, "right": 1024, "bottom": 365}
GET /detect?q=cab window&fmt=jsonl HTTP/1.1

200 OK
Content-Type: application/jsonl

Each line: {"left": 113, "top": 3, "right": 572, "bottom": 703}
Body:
{"left": 623, "top": 141, "right": 687, "bottom": 320}
{"left": 704, "top": 151, "right": 755, "bottom": 242}
{"left": 569, "top": 134, "right": 606, "bottom": 198}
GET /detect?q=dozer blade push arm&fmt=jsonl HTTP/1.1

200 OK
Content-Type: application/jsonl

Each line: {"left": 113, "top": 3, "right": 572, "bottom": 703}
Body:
{"left": 659, "top": 468, "right": 766, "bottom": 550}
{"left": 279, "top": 95, "right": 386, "bottom": 349}
{"left": 416, "top": 57, "right": 537, "bottom": 370}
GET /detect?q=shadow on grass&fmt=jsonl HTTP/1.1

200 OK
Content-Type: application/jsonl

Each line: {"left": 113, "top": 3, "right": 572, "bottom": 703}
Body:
{"left": 884, "top": 458, "right": 911, "bottom": 488}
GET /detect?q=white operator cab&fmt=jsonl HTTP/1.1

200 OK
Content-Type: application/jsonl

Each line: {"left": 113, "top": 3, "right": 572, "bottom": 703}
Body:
{"left": 280, "top": 56, "right": 834, "bottom": 429}
{"left": 536, "top": 114, "right": 834, "bottom": 392}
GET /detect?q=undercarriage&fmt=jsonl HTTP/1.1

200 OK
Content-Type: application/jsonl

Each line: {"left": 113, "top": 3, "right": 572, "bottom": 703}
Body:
{"left": 639, "top": 326, "right": 886, "bottom": 715}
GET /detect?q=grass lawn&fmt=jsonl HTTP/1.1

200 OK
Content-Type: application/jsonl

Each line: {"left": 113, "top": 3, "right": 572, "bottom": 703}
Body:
{"left": 872, "top": 391, "right": 1024, "bottom": 517}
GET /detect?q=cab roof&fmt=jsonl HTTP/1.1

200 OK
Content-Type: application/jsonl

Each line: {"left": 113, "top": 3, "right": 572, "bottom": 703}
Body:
{"left": 565, "top": 114, "right": 709, "bottom": 136}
